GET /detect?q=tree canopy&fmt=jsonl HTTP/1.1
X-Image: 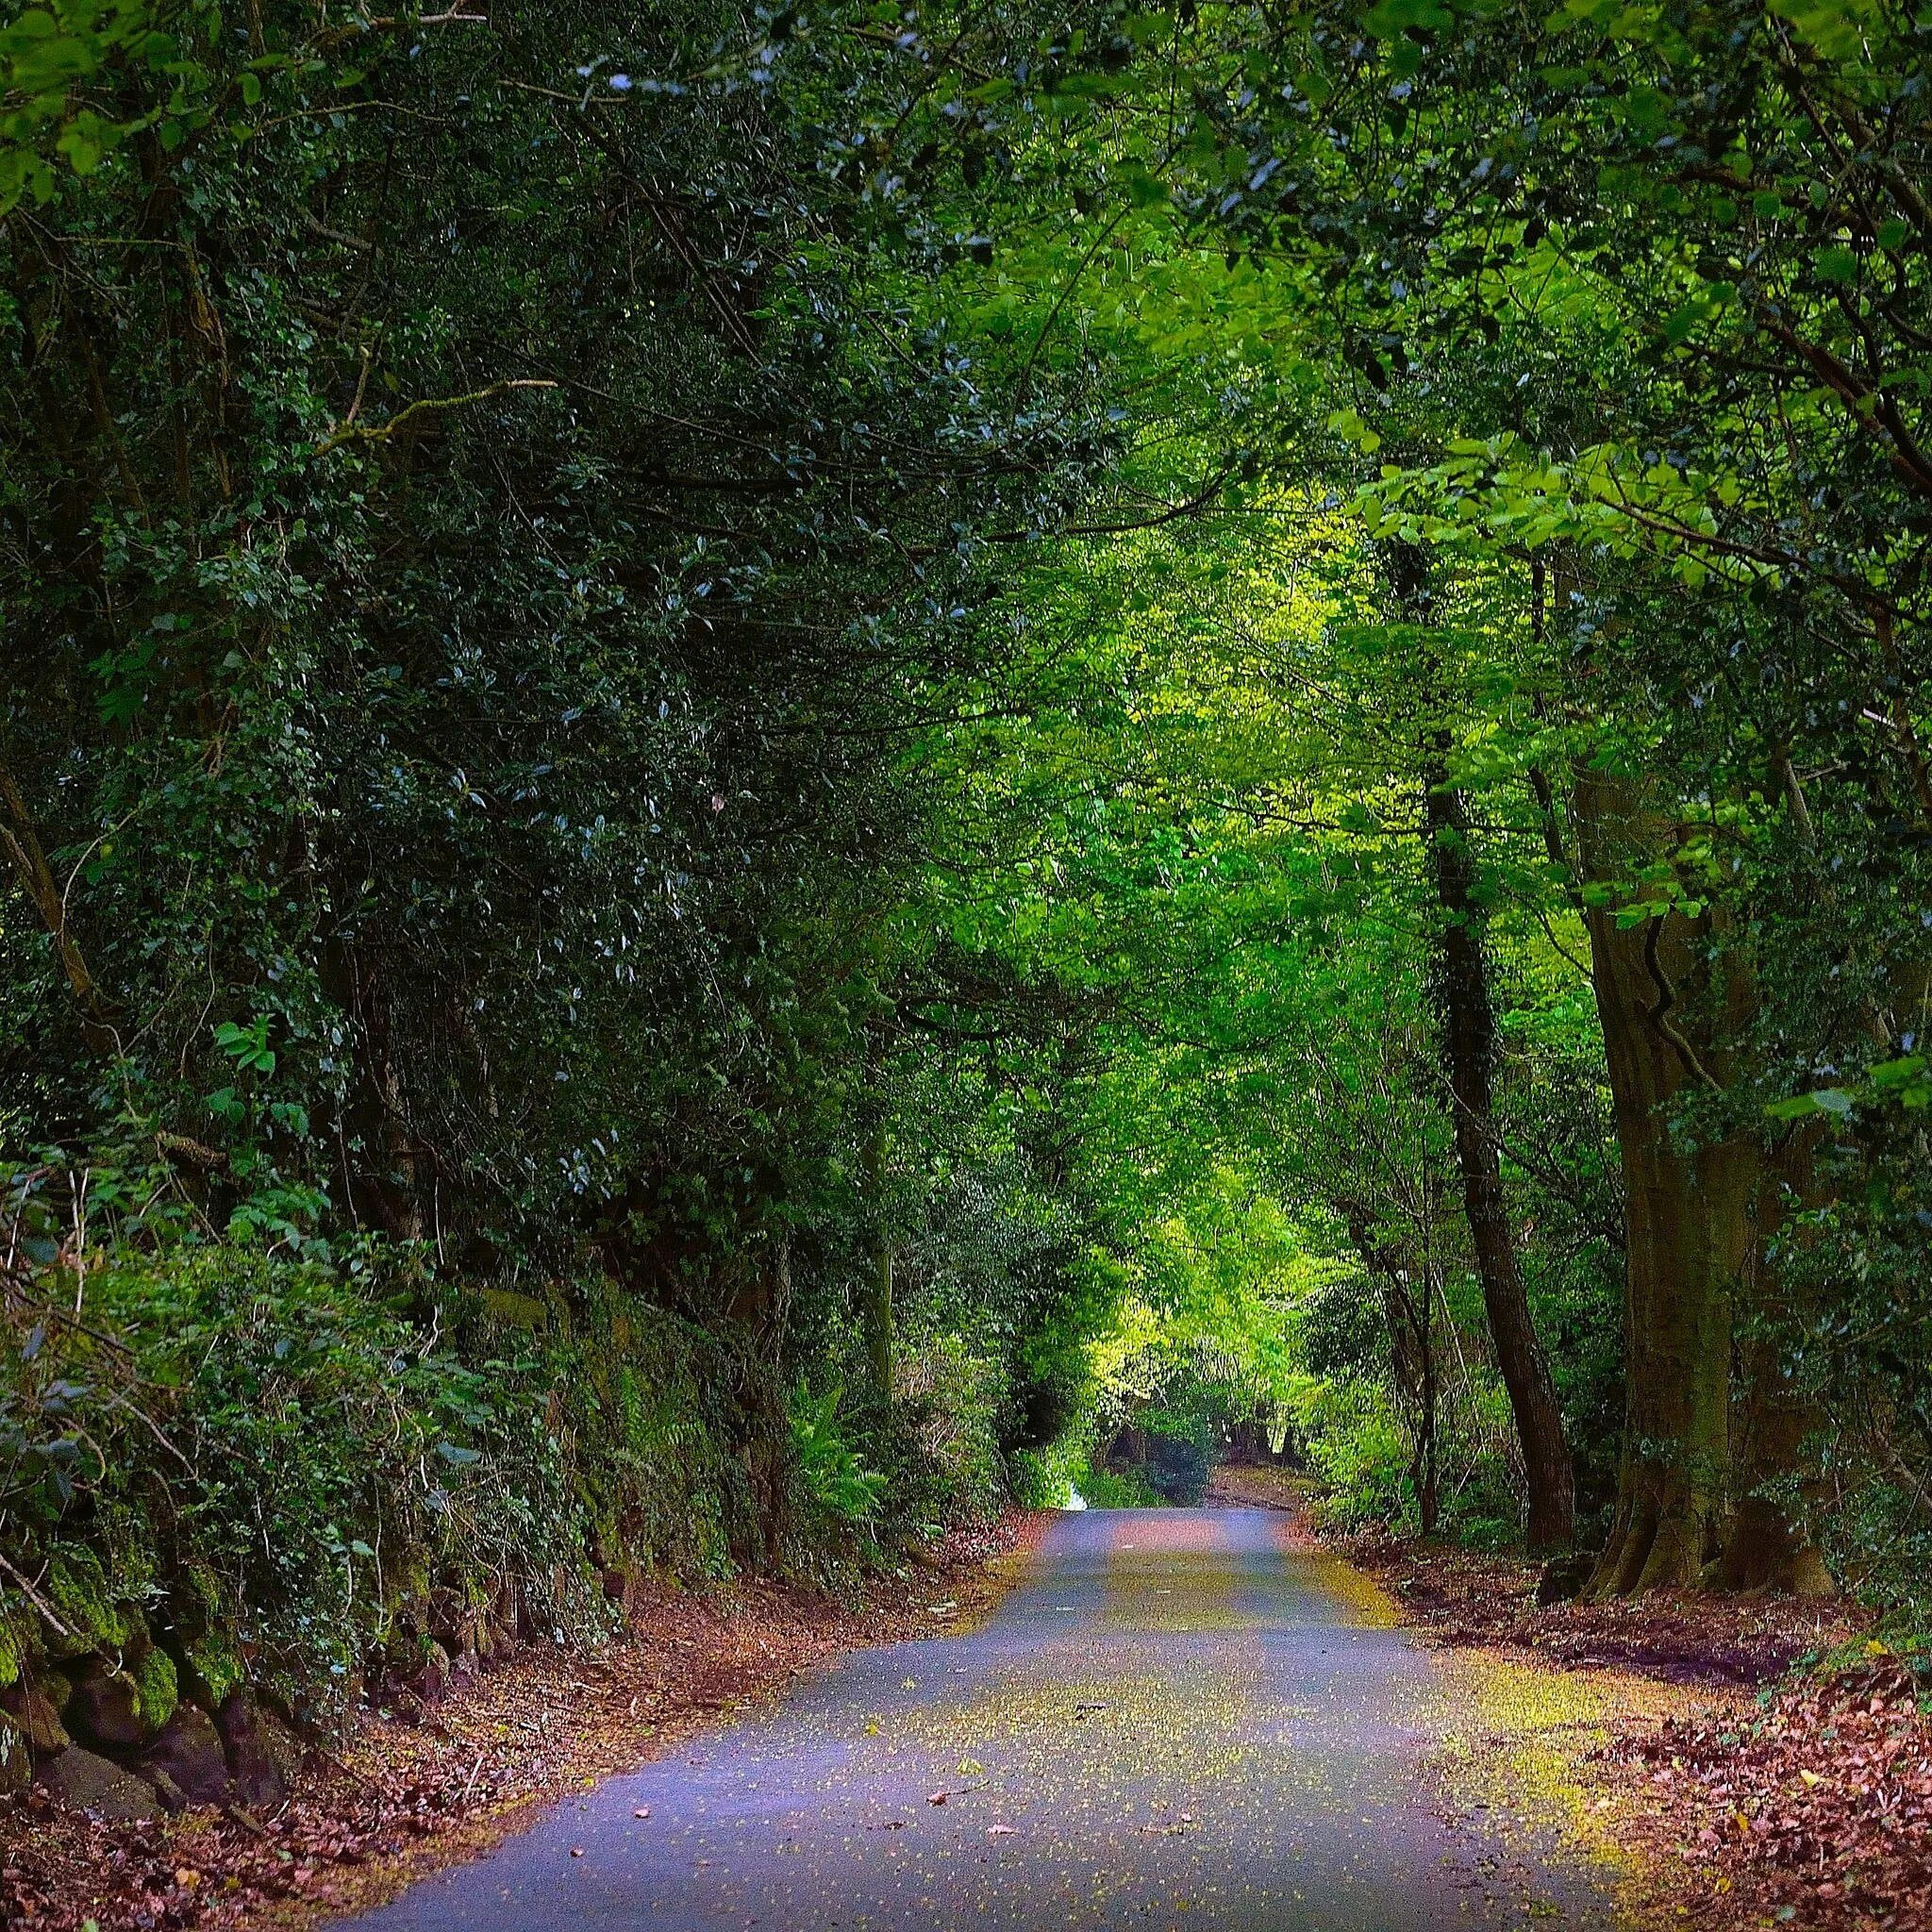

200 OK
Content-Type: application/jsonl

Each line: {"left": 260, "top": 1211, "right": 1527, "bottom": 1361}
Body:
{"left": 5, "top": 0, "right": 1932, "bottom": 1750}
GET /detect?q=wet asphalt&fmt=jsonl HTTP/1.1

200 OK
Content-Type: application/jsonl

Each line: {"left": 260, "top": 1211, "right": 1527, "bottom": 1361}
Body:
{"left": 343, "top": 1507, "right": 1619, "bottom": 1931}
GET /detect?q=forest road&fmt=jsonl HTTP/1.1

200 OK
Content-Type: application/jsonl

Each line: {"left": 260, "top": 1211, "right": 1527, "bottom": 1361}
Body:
{"left": 341, "top": 1507, "right": 1620, "bottom": 1931}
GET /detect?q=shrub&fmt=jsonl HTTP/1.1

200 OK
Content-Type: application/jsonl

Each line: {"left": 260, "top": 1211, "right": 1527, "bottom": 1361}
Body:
{"left": 892, "top": 1333, "right": 1008, "bottom": 1525}
{"left": 1290, "top": 1378, "right": 1412, "bottom": 1530}
{"left": 1008, "top": 1434, "right": 1091, "bottom": 1508}
{"left": 787, "top": 1383, "right": 887, "bottom": 1530}
{"left": 2, "top": 1243, "right": 612, "bottom": 1719}
{"left": 1079, "top": 1463, "right": 1161, "bottom": 1508}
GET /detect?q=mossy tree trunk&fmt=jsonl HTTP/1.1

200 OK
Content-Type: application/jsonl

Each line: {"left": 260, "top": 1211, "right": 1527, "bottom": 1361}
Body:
{"left": 1718, "top": 1333, "right": 1834, "bottom": 1594}
{"left": 1716, "top": 1129, "right": 1835, "bottom": 1595}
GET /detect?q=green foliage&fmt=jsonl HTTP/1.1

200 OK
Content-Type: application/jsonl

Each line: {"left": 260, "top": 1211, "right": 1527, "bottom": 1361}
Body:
{"left": 8, "top": 0, "right": 1932, "bottom": 1655}
{"left": 1008, "top": 1437, "right": 1091, "bottom": 1510}
{"left": 888, "top": 1335, "right": 1009, "bottom": 1531}
{"left": 1291, "top": 1380, "right": 1413, "bottom": 1533}
{"left": 0, "top": 0, "right": 221, "bottom": 210}
{"left": 0, "top": 0, "right": 1131, "bottom": 1704}
{"left": 1079, "top": 1465, "right": 1162, "bottom": 1510}
{"left": 3, "top": 1236, "right": 597, "bottom": 1715}
{"left": 788, "top": 1384, "right": 887, "bottom": 1530}
{"left": 0, "top": 1174, "right": 816, "bottom": 1721}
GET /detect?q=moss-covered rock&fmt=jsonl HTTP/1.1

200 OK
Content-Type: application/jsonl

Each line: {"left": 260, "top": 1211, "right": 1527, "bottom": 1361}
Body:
{"left": 163, "top": 1562, "right": 246, "bottom": 1707}
{"left": 42, "top": 1551, "right": 134, "bottom": 1660}
{"left": 64, "top": 1648, "right": 175, "bottom": 1753}
{"left": 6, "top": 1246, "right": 797, "bottom": 1746}
{"left": 130, "top": 1643, "right": 179, "bottom": 1732}
{"left": 0, "top": 1613, "right": 28, "bottom": 1691}
{"left": 181, "top": 1628, "right": 246, "bottom": 1708}
{"left": 1, "top": 1672, "right": 72, "bottom": 1755}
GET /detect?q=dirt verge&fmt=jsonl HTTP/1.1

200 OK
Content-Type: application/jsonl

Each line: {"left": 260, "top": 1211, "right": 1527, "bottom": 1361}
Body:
{"left": 1202, "top": 1463, "right": 1311, "bottom": 1512}
{"left": 0, "top": 1512, "right": 1051, "bottom": 1932}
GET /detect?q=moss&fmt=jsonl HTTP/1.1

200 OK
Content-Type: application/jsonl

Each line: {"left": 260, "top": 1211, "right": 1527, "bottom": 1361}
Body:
{"left": 184, "top": 1631, "right": 246, "bottom": 1707}
{"left": 390, "top": 1553, "right": 432, "bottom": 1628}
{"left": 44, "top": 1550, "right": 133, "bottom": 1657}
{"left": 480, "top": 1288, "right": 549, "bottom": 1332}
{"left": 1419, "top": 1643, "right": 1707, "bottom": 1926}
{"left": 131, "top": 1644, "right": 179, "bottom": 1730}
{"left": 0, "top": 1614, "right": 27, "bottom": 1690}
{"left": 180, "top": 1562, "right": 224, "bottom": 1618}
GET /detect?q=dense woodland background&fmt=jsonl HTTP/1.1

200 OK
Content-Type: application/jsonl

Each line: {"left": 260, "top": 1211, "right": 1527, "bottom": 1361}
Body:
{"left": 3, "top": 0, "right": 1931, "bottom": 1785}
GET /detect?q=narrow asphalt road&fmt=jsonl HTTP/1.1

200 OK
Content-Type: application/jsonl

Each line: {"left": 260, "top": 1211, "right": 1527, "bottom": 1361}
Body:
{"left": 344, "top": 1508, "right": 1619, "bottom": 1930}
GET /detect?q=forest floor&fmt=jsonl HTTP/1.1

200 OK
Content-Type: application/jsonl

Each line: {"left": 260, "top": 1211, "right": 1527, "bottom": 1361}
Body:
{"left": 0, "top": 1512, "right": 1050, "bottom": 1932}
{"left": 1343, "top": 1528, "right": 1932, "bottom": 1931}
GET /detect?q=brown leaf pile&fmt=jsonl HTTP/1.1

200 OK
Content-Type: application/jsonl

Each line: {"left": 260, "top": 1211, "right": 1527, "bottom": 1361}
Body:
{"left": 1609, "top": 1655, "right": 1932, "bottom": 1931}
{"left": 0, "top": 1512, "right": 1045, "bottom": 1932}
{"left": 1202, "top": 1464, "right": 1312, "bottom": 1513}
{"left": 1347, "top": 1536, "right": 1851, "bottom": 1687}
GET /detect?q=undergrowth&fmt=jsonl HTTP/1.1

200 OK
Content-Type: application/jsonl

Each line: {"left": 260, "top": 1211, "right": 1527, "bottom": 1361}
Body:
{"left": 0, "top": 1173, "right": 1008, "bottom": 1737}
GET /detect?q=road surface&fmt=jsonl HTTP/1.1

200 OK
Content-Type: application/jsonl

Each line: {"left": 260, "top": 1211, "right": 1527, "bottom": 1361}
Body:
{"left": 343, "top": 1508, "right": 1619, "bottom": 1930}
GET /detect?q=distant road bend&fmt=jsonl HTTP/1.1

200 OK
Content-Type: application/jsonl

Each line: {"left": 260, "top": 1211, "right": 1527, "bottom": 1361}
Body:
{"left": 345, "top": 1508, "right": 1618, "bottom": 1930}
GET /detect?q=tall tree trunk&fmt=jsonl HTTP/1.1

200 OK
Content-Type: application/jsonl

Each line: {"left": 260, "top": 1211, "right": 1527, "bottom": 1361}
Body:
{"left": 1574, "top": 766, "right": 1761, "bottom": 1593}
{"left": 1424, "top": 764, "right": 1577, "bottom": 1552}
{"left": 1720, "top": 1333, "right": 1833, "bottom": 1594}
{"left": 1716, "top": 1127, "right": 1834, "bottom": 1595}
{"left": 1386, "top": 538, "right": 1574, "bottom": 1551}
{"left": 1391, "top": 537, "right": 1584, "bottom": 1545}
{"left": 725, "top": 1231, "right": 794, "bottom": 1566}
{"left": 1413, "top": 1272, "right": 1440, "bottom": 1537}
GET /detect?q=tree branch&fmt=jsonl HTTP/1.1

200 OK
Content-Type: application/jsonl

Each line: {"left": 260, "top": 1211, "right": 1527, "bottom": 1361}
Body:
{"left": 0, "top": 759, "right": 120, "bottom": 1052}
{"left": 315, "top": 379, "right": 558, "bottom": 455}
